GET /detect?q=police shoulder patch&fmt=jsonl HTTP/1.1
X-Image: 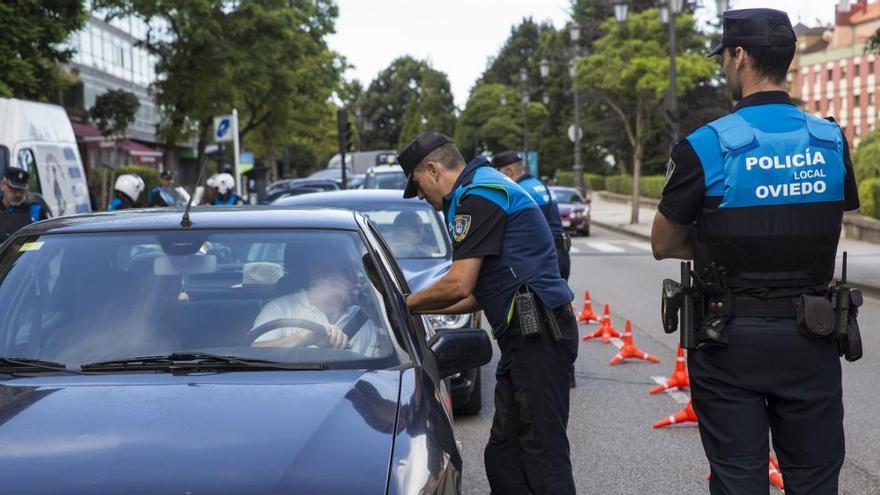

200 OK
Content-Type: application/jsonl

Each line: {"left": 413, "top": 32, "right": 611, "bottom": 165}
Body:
{"left": 452, "top": 214, "right": 472, "bottom": 242}
{"left": 665, "top": 158, "right": 676, "bottom": 184}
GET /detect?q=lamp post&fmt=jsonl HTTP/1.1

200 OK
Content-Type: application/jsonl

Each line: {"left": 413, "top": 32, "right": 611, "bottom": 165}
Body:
{"left": 614, "top": 1, "right": 629, "bottom": 23}
{"left": 520, "top": 67, "right": 530, "bottom": 169}
{"left": 567, "top": 23, "right": 586, "bottom": 194}
{"left": 661, "top": 0, "right": 685, "bottom": 143}
{"left": 715, "top": 0, "right": 729, "bottom": 18}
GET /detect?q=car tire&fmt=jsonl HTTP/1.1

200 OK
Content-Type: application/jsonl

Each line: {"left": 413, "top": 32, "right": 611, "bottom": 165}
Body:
{"left": 454, "top": 368, "right": 482, "bottom": 416}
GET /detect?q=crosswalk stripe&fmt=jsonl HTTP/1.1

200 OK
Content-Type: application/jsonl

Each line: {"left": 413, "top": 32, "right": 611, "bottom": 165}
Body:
{"left": 651, "top": 376, "right": 691, "bottom": 405}
{"left": 584, "top": 241, "right": 625, "bottom": 253}
{"left": 569, "top": 245, "right": 581, "bottom": 253}
{"left": 625, "top": 241, "right": 653, "bottom": 252}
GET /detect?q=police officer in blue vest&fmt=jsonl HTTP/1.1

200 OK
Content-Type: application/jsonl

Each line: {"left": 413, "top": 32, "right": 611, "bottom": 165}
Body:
{"left": 108, "top": 174, "right": 145, "bottom": 211}
{"left": 492, "top": 150, "right": 571, "bottom": 280}
{"left": 211, "top": 173, "right": 244, "bottom": 206}
{"left": 0, "top": 167, "right": 48, "bottom": 241}
{"left": 652, "top": 9, "right": 859, "bottom": 494}
{"left": 148, "top": 170, "right": 175, "bottom": 207}
{"left": 401, "top": 132, "right": 578, "bottom": 495}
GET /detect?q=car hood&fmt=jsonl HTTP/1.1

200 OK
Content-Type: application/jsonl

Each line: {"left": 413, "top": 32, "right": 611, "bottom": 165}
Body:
{"left": 0, "top": 370, "right": 401, "bottom": 495}
{"left": 397, "top": 258, "right": 451, "bottom": 292}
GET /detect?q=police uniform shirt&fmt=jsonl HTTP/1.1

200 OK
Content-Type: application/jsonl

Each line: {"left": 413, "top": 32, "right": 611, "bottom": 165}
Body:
{"left": 0, "top": 196, "right": 48, "bottom": 239}
{"left": 660, "top": 91, "right": 859, "bottom": 224}
{"left": 449, "top": 194, "right": 506, "bottom": 261}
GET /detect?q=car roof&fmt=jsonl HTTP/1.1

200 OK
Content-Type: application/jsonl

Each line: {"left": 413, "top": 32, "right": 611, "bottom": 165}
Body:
{"left": 367, "top": 165, "right": 403, "bottom": 173}
{"left": 273, "top": 189, "right": 427, "bottom": 208}
{"left": 15, "top": 206, "right": 363, "bottom": 236}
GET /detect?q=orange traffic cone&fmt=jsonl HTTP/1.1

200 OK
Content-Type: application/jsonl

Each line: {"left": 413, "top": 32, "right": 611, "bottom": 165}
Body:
{"left": 609, "top": 320, "right": 660, "bottom": 365}
{"left": 576, "top": 290, "right": 600, "bottom": 323}
{"left": 582, "top": 304, "right": 621, "bottom": 344}
{"left": 769, "top": 453, "right": 784, "bottom": 490}
{"left": 650, "top": 345, "right": 689, "bottom": 394}
{"left": 653, "top": 401, "right": 697, "bottom": 428}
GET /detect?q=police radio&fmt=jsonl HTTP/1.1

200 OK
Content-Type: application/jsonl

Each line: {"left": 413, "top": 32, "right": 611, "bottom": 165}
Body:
{"left": 832, "top": 252, "right": 863, "bottom": 362}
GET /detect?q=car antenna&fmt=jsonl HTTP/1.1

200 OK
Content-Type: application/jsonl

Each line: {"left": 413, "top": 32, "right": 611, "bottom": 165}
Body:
{"left": 180, "top": 153, "right": 210, "bottom": 228}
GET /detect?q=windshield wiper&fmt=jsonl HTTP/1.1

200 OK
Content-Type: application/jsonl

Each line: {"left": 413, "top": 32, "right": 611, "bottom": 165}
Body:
{"left": 0, "top": 357, "right": 82, "bottom": 374}
{"left": 80, "top": 352, "right": 327, "bottom": 372}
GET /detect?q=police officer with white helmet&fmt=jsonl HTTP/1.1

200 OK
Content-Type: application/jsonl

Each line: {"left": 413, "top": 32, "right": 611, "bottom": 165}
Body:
{"left": 108, "top": 174, "right": 145, "bottom": 211}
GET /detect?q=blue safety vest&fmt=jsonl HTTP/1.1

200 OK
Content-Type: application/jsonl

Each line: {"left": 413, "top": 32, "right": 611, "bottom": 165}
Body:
{"left": 108, "top": 197, "right": 123, "bottom": 211}
{"left": 516, "top": 174, "right": 564, "bottom": 238}
{"left": 443, "top": 157, "right": 573, "bottom": 335}
{"left": 688, "top": 103, "right": 846, "bottom": 288}
{"left": 213, "top": 194, "right": 241, "bottom": 205}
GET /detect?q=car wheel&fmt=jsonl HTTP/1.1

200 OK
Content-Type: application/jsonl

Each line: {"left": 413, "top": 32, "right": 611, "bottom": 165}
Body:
{"left": 454, "top": 368, "right": 482, "bottom": 416}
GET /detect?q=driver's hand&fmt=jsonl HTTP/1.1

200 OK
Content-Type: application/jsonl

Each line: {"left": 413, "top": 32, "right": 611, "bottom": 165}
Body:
{"left": 321, "top": 324, "right": 350, "bottom": 350}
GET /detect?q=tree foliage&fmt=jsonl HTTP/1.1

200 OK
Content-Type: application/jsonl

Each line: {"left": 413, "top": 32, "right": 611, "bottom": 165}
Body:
{"left": 359, "top": 56, "right": 455, "bottom": 150}
{"left": 90, "top": 89, "right": 141, "bottom": 140}
{"left": 576, "top": 8, "right": 715, "bottom": 222}
{"left": 0, "top": 0, "right": 87, "bottom": 100}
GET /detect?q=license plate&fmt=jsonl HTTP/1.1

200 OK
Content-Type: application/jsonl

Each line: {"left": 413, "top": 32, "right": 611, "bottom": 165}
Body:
{"left": 562, "top": 219, "right": 571, "bottom": 228}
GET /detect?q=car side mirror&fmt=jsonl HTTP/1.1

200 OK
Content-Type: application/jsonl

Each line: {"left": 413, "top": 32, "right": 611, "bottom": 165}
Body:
{"left": 428, "top": 328, "right": 492, "bottom": 378}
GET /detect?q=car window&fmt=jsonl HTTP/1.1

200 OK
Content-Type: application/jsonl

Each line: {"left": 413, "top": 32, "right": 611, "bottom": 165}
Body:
{"left": 16, "top": 148, "right": 41, "bottom": 194}
{"left": 364, "top": 172, "right": 407, "bottom": 190}
{"left": 0, "top": 230, "right": 408, "bottom": 370}
{"left": 357, "top": 206, "right": 449, "bottom": 259}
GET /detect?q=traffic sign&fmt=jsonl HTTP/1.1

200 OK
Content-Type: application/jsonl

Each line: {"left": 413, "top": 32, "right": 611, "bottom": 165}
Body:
{"left": 214, "top": 115, "right": 233, "bottom": 143}
{"left": 568, "top": 124, "right": 583, "bottom": 143}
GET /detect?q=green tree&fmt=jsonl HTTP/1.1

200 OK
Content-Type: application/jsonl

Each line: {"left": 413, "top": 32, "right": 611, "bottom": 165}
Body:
{"left": 454, "top": 83, "right": 548, "bottom": 159}
{"left": 576, "top": 9, "right": 715, "bottom": 223}
{"left": 0, "top": 1, "right": 87, "bottom": 100}
{"left": 360, "top": 56, "right": 455, "bottom": 150}
{"left": 90, "top": 89, "right": 141, "bottom": 141}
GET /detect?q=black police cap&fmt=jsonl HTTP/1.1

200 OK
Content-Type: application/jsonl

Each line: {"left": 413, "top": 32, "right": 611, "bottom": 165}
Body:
{"left": 707, "top": 8, "right": 796, "bottom": 58}
{"left": 491, "top": 151, "right": 521, "bottom": 169}
{"left": 398, "top": 131, "right": 454, "bottom": 199}
{"left": 4, "top": 167, "right": 29, "bottom": 190}
{"left": 160, "top": 170, "right": 173, "bottom": 180}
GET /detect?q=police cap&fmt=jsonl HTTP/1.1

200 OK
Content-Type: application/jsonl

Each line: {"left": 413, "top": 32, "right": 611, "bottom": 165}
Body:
{"left": 398, "top": 131, "right": 453, "bottom": 199}
{"left": 707, "top": 8, "right": 796, "bottom": 58}
{"left": 160, "top": 170, "right": 173, "bottom": 180}
{"left": 491, "top": 151, "right": 521, "bottom": 169}
{"left": 4, "top": 167, "right": 29, "bottom": 190}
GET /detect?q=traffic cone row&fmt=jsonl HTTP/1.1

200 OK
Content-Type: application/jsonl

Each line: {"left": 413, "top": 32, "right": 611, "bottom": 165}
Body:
{"left": 650, "top": 345, "right": 690, "bottom": 394}
{"left": 576, "top": 290, "right": 601, "bottom": 323}
{"left": 581, "top": 304, "right": 620, "bottom": 344}
{"left": 609, "top": 320, "right": 660, "bottom": 365}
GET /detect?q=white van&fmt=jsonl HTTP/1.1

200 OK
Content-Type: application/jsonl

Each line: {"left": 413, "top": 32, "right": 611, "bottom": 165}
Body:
{"left": 0, "top": 98, "right": 91, "bottom": 217}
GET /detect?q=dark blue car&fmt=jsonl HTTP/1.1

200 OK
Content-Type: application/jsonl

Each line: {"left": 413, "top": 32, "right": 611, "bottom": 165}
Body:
{"left": 0, "top": 207, "right": 491, "bottom": 494}
{"left": 274, "top": 190, "right": 485, "bottom": 414}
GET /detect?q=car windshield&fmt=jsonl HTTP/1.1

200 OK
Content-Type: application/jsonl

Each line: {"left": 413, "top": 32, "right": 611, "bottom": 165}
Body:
{"left": 364, "top": 171, "right": 407, "bottom": 190}
{"left": 553, "top": 189, "right": 584, "bottom": 204}
{"left": 0, "top": 230, "right": 406, "bottom": 370}
{"left": 359, "top": 206, "right": 449, "bottom": 259}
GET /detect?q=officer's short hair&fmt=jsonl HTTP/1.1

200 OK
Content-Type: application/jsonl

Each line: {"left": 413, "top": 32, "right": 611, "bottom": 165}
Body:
{"left": 416, "top": 143, "right": 464, "bottom": 171}
{"left": 727, "top": 26, "right": 796, "bottom": 84}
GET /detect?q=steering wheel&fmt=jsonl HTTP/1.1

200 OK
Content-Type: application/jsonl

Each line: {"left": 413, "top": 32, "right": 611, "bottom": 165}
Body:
{"left": 245, "top": 318, "right": 327, "bottom": 346}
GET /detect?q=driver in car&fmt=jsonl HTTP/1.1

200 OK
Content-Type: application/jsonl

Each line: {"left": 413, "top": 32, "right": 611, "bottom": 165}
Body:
{"left": 388, "top": 210, "right": 431, "bottom": 258}
{"left": 251, "top": 246, "right": 387, "bottom": 357}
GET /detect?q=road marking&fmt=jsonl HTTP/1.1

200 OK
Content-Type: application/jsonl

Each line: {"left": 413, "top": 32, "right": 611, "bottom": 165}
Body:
{"left": 569, "top": 245, "right": 581, "bottom": 254}
{"left": 611, "top": 337, "right": 623, "bottom": 348}
{"left": 651, "top": 376, "right": 691, "bottom": 405}
{"left": 584, "top": 241, "right": 625, "bottom": 253}
{"left": 625, "top": 241, "right": 653, "bottom": 252}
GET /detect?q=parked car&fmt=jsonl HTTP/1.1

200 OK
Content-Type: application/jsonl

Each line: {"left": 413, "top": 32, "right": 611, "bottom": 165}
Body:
{"left": 275, "top": 190, "right": 485, "bottom": 414}
{"left": 363, "top": 165, "right": 408, "bottom": 190}
{"left": 0, "top": 207, "right": 491, "bottom": 494}
{"left": 264, "top": 178, "right": 340, "bottom": 203}
{"left": 551, "top": 186, "right": 591, "bottom": 236}
{"left": 0, "top": 98, "right": 91, "bottom": 217}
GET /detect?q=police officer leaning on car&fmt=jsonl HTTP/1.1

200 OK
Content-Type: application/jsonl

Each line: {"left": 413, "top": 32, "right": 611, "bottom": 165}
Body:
{"left": 651, "top": 9, "right": 859, "bottom": 494}
{"left": 492, "top": 150, "right": 571, "bottom": 281}
{"left": 401, "top": 132, "right": 578, "bottom": 495}
{"left": 0, "top": 167, "right": 48, "bottom": 241}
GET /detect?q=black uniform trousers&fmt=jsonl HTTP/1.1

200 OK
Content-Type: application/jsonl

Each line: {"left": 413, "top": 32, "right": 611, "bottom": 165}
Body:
{"left": 689, "top": 317, "right": 844, "bottom": 495}
{"left": 484, "top": 305, "right": 579, "bottom": 495}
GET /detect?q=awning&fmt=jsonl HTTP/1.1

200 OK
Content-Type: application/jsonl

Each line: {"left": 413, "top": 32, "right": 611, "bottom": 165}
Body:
{"left": 71, "top": 121, "right": 105, "bottom": 144}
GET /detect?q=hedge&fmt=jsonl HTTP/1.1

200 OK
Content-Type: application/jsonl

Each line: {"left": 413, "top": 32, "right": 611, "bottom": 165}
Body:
{"left": 858, "top": 178, "right": 880, "bottom": 219}
{"left": 586, "top": 173, "right": 606, "bottom": 191}
{"left": 552, "top": 171, "right": 606, "bottom": 191}
{"left": 640, "top": 175, "right": 667, "bottom": 199}
{"left": 605, "top": 175, "right": 633, "bottom": 195}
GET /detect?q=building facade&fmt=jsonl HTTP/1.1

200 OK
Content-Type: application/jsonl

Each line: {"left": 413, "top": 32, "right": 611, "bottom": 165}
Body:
{"left": 791, "top": 0, "right": 880, "bottom": 146}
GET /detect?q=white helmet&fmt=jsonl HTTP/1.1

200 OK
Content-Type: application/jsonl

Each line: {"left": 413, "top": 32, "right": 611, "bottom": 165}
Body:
{"left": 215, "top": 173, "right": 235, "bottom": 195}
{"left": 206, "top": 173, "right": 219, "bottom": 189}
{"left": 114, "top": 174, "right": 145, "bottom": 201}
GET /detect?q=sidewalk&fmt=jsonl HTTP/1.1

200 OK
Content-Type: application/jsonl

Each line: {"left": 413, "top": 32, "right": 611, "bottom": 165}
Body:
{"left": 590, "top": 193, "right": 880, "bottom": 295}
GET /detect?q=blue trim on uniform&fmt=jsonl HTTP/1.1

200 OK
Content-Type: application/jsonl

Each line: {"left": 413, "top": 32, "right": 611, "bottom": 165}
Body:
{"left": 29, "top": 204, "right": 42, "bottom": 222}
{"left": 516, "top": 174, "right": 564, "bottom": 237}
{"left": 213, "top": 194, "right": 241, "bottom": 205}
{"left": 108, "top": 198, "right": 123, "bottom": 211}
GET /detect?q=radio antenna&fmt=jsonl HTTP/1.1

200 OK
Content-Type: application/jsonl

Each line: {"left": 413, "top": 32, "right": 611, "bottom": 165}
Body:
{"left": 180, "top": 153, "right": 210, "bottom": 228}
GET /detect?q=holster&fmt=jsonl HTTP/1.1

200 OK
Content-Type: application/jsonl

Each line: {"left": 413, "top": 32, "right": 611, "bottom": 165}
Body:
{"left": 795, "top": 294, "right": 835, "bottom": 339}
{"left": 830, "top": 286, "right": 863, "bottom": 362}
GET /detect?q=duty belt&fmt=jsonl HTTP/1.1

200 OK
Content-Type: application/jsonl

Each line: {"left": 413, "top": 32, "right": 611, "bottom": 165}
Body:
{"left": 707, "top": 295, "right": 799, "bottom": 318}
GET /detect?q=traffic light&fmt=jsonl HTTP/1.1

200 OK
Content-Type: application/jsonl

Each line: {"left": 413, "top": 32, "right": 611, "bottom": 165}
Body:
{"left": 337, "top": 109, "right": 353, "bottom": 152}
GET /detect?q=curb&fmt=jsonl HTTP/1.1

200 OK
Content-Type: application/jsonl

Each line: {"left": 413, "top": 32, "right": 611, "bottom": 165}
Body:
{"left": 592, "top": 220, "right": 880, "bottom": 299}
{"left": 592, "top": 219, "right": 651, "bottom": 241}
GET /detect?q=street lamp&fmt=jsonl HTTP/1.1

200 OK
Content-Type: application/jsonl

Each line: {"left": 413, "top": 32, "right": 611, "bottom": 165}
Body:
{"left": 568, "top": 22, "right": 586, "bottom": 194}
{"left": 499, "top": 94, "right": 508, "bottom": 106}
{"left": 614, "top": 1, "right": 629, "bottom": 23}
{"left": 569, "top": 24, "right": 581, "bottom": 42}
{"left": 540, "top": 58, "right": 551, "bottom": 79}
{"left": 519, "top": 67, "right": 530, "bottom": 169}
{"left": 663, "top": 0, "right": 683, "bottom": 142}
{"left": 715, "top": 0, "right": 729, "bottom": 16}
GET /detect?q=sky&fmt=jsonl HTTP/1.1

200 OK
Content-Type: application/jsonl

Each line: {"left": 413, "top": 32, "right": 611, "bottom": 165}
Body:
{"left": 327, "top": 0, "right": 840, "bottom": 108}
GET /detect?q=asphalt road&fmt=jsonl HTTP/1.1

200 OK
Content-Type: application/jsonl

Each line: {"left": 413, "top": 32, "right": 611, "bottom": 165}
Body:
{"left": 454, "top": 225, "right": 880, "bottom": 495}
